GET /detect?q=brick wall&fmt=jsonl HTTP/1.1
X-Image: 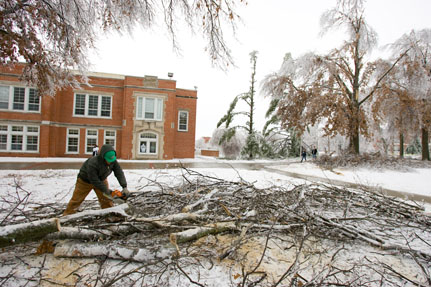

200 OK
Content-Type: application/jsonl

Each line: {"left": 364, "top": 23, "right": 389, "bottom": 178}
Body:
{"left": 173, "top": 89, "right": 197, "bottom": 158}
{"left": 0, "top": 64, "right": 197, "bottom": 160}
{"left": 201, "top": 149, "right": 219, "bottom": 157}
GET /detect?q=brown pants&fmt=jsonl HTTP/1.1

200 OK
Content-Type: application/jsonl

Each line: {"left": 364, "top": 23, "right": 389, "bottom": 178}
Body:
{"left": 63, "top": 178, "right": 113, "bottom": 216}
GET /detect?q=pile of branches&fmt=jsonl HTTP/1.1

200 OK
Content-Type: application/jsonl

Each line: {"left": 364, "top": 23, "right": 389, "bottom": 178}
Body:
{"left": 0, "top": 167, "right": 430, "bottom": 286}
{"left": 316, "top": 152, "right": 431, "bottom": 170}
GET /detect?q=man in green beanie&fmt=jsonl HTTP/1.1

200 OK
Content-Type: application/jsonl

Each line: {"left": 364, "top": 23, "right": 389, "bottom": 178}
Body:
{"left": 63, "top": 144, "right": 129, "bottom": 215}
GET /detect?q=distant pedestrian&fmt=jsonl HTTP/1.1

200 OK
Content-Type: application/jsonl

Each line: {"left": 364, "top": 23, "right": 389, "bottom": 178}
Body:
{"left": 92, "top": 144, "right": 99, "bottom": 156}
{"left": 312, "top": 147, "right": 317, "bottom": 159}
{"left": 301, "top": 149, "right": 307, "bottom": 163}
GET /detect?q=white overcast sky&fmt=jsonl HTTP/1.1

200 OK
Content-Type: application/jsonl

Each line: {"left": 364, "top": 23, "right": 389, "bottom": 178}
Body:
{"left": 89, "top": 0, "right": 431, "bottom": 139}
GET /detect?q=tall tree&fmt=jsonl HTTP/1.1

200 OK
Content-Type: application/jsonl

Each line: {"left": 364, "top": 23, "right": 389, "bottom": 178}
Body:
{"left": 217, "top": 51, "right": 259, "bottom": 159}
{"left": 261, "top": 98, "right": 299, "bottom": 158}
{"left": 0, "top": 0, "right": 243, "bottom": 96}
{"left": 263, "top": 0, "right": 406, "bottom": 155}
{"left": 372, "top": 60, "right": 419, "bottom": 158}
{"left": 389, "top": 29, "right": 431, "bottom": 160}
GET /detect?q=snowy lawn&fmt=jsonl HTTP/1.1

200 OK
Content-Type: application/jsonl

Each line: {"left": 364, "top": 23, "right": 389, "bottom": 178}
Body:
{"left": 272, "top": 161, "right": 431, "bottom": 199}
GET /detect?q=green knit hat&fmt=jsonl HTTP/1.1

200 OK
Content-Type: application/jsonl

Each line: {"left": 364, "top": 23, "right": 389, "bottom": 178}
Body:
{"left": 104, "top": 150, "right": 116, "bottom": 163}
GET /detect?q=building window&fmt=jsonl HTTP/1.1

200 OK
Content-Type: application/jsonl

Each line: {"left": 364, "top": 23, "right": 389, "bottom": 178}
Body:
{"left": 88, "top": 95, "right": 99, "bottom": 116}
{"left": 0, "top": 124, "right": 39, "bottom": 152}
{"left": 0, "top": 125, "right": 7, "bottom": 150}
{"left": 85, "top": 129, "right": 98, "bottom": 154}
{"left": 0, "top": 86, "right": 10, "bottom": 109}
{"left": 13, "top": 87, "right": 25, "bottom": 110}
{"left": 75, "top": 94, "right": 86, "bottom": 115}
{"left": 136, "top": 96, "right": 163, "bottom": 121}
{"left": 101, "top": 97, "right": 111, "bottom": 117}
{"left": 73, "top": 93, "right": 112, "bottom": 118}
{"left": 0, "top": 85, "right": 40, "bottom": 112}
{"left": 67, "top": 128, "right": 79, "bottom": 153}
{"left": 178, "top": 110, "right": 189, "bottom": 132}
{"left": 139, "top": 132, "right": 158, "bottom": 155}
{"left": 104, "top": 130, "right": 116, "bottom": 147}
{"left": 28, "top": 89, "right": 40, "bottom": 111}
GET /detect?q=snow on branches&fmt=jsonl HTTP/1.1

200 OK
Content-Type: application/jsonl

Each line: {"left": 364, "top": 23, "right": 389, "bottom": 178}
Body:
{"left": 0, "top": 166, "right": 430, "bottom": 286}
{"left": 0, "top": 0, "right": 244, "bottom": 96}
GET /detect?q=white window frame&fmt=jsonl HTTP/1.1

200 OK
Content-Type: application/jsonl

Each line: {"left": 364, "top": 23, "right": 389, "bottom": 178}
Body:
{"left": 73, "top": 93, "right": 112, "bottom": 118}
{"left": 138, "top": 132, "right": 158, "bottom": 155}
{"left": 136, "top": 96, "right": 163, "bottom": 121}
{"left": 178, "top": 110, "right": 189, "bottom": 132}
{"left": 66, "top": 128, "right": 80, "bottom": 154}
{"left": 0, "top": 125, "right": 7, "bottom": 151}
{"left": 104, "top": 130, "right": 116, "bottom": 148}
{"left": 0, "top": 85, "right": 40, "bottom": 113}
{"left": 0, "top": 86, "right": 10, "bottom": 110}
{"left": 85, "top": 129, "right": 98, "bottom": 154}
{"left": 25, "top": 126, "right": 39, "bottom": 152}
{"left": 0, "top": 124, "right": 39, "bottom": 153}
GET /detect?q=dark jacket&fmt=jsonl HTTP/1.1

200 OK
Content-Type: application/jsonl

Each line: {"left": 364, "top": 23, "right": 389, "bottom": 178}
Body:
{"left": 77, "top": 144, "right": 127, "bottom": 194}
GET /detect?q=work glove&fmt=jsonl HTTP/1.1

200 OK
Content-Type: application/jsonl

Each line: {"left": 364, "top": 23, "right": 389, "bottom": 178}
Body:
{"left": 121, "top": 187, "right": 130, "bottom": 199}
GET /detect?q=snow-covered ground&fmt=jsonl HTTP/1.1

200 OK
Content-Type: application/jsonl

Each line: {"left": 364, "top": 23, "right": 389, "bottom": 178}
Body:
{"left": 272, "top": 162, "right": 431, "bottom": 199}
{"left": 1, "top": 155, "right": 429, "bottom": 209}
{"left": 0, "top": 156, "right": 430, "bottom": 286}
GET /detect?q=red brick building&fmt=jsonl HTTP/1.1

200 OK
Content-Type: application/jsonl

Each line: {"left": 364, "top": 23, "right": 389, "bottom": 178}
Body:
{"left": 0, "top": 64, "right": 197, "bottom": 159}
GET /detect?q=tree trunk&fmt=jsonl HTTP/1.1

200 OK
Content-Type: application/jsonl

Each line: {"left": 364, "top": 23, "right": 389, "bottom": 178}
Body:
{"left": 399, "top": 132, "right": 404, "bottom": 158}
{"left": 349, "top": 101, "right": 360, "bottom": 155}
{"left": 0, "top": 218, "right": 60, "bottom": 247}
{"left": 421, "top": 127, "right": 430, "bottom": 161}
{"left": 352, "top": 132, "right": 360, "bottom": 155}
{"left": 349, "top": 128, "right": 360, "bottom": 155}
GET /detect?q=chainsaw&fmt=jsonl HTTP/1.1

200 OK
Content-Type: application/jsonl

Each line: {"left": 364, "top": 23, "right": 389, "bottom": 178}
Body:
{"left": 107, "top": 189, "right": 128, "bottom": 204}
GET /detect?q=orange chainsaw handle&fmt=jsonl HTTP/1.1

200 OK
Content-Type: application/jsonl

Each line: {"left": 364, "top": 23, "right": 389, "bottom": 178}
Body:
{"left": 111, "top": 189, "right": 124, "bottom": 198}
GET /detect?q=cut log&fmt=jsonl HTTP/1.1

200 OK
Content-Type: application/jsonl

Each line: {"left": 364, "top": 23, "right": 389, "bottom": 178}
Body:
{"left": 47, "top": 225, "right": 137, "bottom": 241}
{"left": 54, "top": 241, "right": 177, "bottom": 263}
{"left": 134, "top": 212, "right": 202, "bottom": 227}
{"left": 59, "top": 203, "right": 131, "bottom": 224}
{"left": 170, "top": 221, "right": 237, "bottom": 244}
{"left": 47, "top": 226, "right": 112, "bottom": 241}
{"left": 0, "top": 218, "right": 60, "bottom": 248}
{"left": 0, "top": 204, "right": 131, "bottom": 247}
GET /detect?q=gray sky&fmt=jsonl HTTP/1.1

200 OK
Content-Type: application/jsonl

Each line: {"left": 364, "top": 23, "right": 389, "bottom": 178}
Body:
{"left": 89, "top": 0, "right": 431, "bottom": 139}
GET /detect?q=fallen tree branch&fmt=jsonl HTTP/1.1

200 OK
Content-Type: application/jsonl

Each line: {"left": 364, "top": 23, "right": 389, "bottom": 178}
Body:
{"left": 134, "top": 212, "right": 202, "bottom": 228}
{"left": 170, "top": 221, "right": 237, "bottom": 244}
{"left": 59, "top": 203, "right": 131, "bottom": 224}
{"left": 181, "top": 188, "right": 219, "bottom": 213}
{"left": 54, "top": 241, "right": 177, "bottom": 263}
{"left": 0, "top": 218, "right": 60, "bottom": 247}
{"left": 1, "top": 166, "right": 430, "bottom": 286}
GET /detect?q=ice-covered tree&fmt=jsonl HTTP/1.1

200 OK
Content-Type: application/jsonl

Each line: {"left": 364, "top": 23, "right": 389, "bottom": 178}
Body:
{"left": 263, "top": 0, "right": 407, "bottom": 155}
{"left": 0, "top": 0, "right": 243, "bottom": 96}
{"left": 261, "top": 98, "right": 297, "bottom": 158}
{"left": 389, "top": 29, "right": 431, "bottom": 160}
{"left": 210, "top": 128, "right": 246, "bottom": 159}
{"left": 217, "top": 51, "right": 260, "bottom": 159}
{"left": 372, "top": 60, "right": 419, "bottom": 158}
